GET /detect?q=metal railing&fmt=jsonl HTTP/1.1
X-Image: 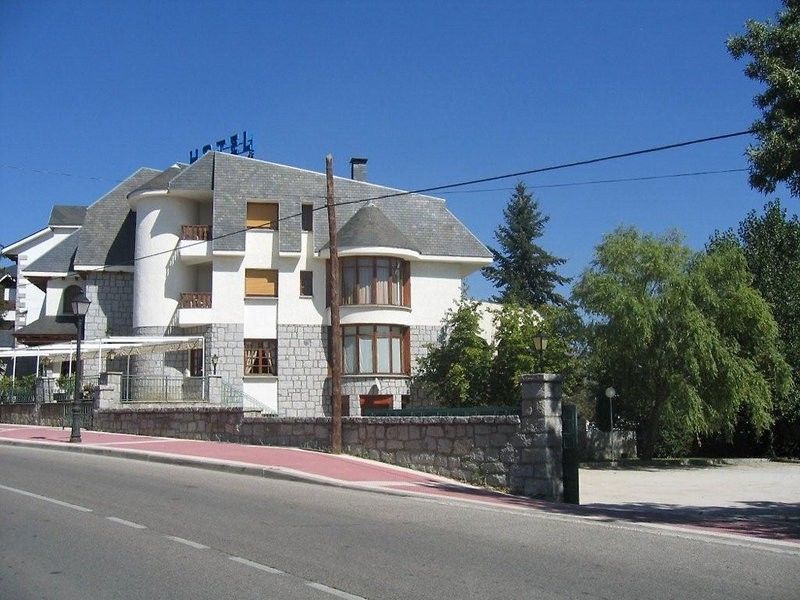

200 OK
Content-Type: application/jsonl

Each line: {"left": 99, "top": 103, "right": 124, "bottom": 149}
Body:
{"left": 181, "top": 224, "right": 212, "bottom": 240}
{"left": 361, "top": 405, "right": 518, "bottom": 417}
{"left": 121, "top": 375, "right": 208, "bottom": 403}
{"left": 179, "top": 292, "right": 212, "bottom": 309}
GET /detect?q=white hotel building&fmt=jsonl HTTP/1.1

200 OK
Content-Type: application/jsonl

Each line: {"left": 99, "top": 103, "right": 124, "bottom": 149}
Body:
{"left": 1, "top": 153, "right": 492, "bottom": 416}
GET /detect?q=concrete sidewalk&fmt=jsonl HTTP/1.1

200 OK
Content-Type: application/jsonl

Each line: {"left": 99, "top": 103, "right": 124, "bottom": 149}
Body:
{"left": 2, "top": 423, "right": 798, "bottom": 547}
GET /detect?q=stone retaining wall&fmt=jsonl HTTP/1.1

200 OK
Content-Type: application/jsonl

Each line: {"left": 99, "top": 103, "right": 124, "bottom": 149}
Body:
{"left": 93, "top": 406, "right": 245, "bottom": 440}
{"left": 240, "top": 415, "right": 522, "bottom": 488}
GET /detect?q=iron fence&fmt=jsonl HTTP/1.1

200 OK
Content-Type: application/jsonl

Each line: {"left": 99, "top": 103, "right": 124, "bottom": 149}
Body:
{"left": 121, "top": 375, "right": 208, "bottom": 403}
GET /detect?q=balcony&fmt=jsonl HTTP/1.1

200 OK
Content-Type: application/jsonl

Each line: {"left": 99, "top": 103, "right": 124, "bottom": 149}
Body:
{"left": 178, "top": 225, "right": 212, "bottom": 264}
{"left": 177, "top": 292, "right": 212, "bottom": 326}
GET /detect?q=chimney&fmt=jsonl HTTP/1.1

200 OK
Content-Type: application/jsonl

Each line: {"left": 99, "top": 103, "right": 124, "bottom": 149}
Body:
{"left": 350, "top": 157, "right": 368, "bottom": 182}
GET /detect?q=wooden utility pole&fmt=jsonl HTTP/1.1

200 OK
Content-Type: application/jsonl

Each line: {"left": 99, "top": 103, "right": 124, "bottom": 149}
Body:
{"left": 326, "top": 154, "right": 343, "bottom": 453}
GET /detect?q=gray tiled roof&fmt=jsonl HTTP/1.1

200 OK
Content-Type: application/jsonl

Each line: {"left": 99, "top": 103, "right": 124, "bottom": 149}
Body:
{"left": 193, "top": 153, "right": 490, "bottom": 258}
{"left": 24, "top": 231, "right": 79, "bottom": 274}
{"left": 169, "top": 152, "right": 215, "bottom": 191}
{"left": 129, "top": 164, "right": 187, "bottom": 195}
{"left": 74, "top": 168, "right": 161, "bottom": 267}
{"left": 322, "top": 203, "right": 420, "bottom": 252}
{"left": 48, "top": 205, "right": 87, "bottom": 227}
{"left": 14, "top": 315, "right": 77, "bottom": 338}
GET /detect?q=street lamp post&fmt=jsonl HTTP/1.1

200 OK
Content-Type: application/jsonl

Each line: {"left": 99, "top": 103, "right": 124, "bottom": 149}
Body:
{"left": 211, "top": 354, "right": 219, "bottom": 375}
{"left": 604, "top": 386, "right": 616, "bottom": 463}
{"left": 532, "top": 333, "right": 548, "bottom": 373}
{"left": 69, "top": 290, "right": 91, "bottom": 443}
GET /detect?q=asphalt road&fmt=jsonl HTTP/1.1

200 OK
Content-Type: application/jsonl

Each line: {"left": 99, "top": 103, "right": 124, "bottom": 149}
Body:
{"left": 1, "top": 446, "right": 797, "bottom": 600}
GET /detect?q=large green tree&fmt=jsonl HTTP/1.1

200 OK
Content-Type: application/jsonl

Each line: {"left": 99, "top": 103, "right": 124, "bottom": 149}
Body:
{"left": 711, "top": 199, "right": 800, "bottom": 454}
{"left": 574, "top": 227, "right": 792, "bottom": 459}
{"left": 414, "top": 298, "right": 492, "bottom": 407}
{"left": 482, "top": 182, "right": 569, "bottom": 306}
{"left": 489, "top": 302, "right": 587, "bottom": 406}
{"left": 728, "top": 0, "right": 800, "bottom": 196}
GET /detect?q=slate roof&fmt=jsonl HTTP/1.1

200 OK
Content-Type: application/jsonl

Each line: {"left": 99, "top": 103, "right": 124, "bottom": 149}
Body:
{"left": 74, "top": 168, "right": 161, "bottom": 267}
{"left": 48, "top": 205, "right": 86, "bottom": 227}
{"left": 322, "top": 203, "right": 420, "bottom": 252}
{"left": 13, "top": 315, "right": 77, "bottom": 339}
{"left": 173, "top": 152, "right": 490, "bottom": 258}
{"left": 129, "top": 163, "right": 188, "bottom": 195}
{"left": 24, "top": 231, "right": 79, "bottom": 274}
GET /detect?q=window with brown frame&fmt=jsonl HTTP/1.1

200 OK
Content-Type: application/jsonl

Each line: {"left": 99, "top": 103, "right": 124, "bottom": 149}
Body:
{"left": 244, "top": 339, "right": 277, "bottom": 375}
{"left": 342, "top": 325, "right": 409, "bottom": 375}
{"left": 246, "top": 202, "right": 278, "bottom": 230}
{"left": 339, "top": 257, "right": 409, "bottom": 307}
{"left": 245, "top": 269, "right": 278, "bottom": 297}
{"left": 300, "top": 270, "right": 313, "bottom": 297}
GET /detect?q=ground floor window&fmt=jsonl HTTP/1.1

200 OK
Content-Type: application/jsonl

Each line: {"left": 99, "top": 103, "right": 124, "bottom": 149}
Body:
{"left": 342, "top": 325, "right": 408, "bottom": 375}
{"left": 244, "top": 339, "right": 277, "bottom": 375}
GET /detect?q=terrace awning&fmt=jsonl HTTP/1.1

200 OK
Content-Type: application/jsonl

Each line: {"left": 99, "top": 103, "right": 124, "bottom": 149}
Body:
{"left": 0, "top": 336, "right": 204, "bottom": 362}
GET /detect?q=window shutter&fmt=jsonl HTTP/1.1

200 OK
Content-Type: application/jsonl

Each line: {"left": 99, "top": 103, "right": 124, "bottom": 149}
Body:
{"left": 245, "top": 269, "right": 278, "bottom": 296}
{"left": 246, "top": 203, "right": 279, "bottom": 229}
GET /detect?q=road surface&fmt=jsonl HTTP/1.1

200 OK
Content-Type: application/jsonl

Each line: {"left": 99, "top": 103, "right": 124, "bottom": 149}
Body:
{"left": 1, "top": 445, "right": 797, "bottom": 599}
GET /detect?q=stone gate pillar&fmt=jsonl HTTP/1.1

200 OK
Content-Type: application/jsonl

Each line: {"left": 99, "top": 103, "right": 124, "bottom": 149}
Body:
{"left": 510, "top": 373, "right": 564, "bottom": 501}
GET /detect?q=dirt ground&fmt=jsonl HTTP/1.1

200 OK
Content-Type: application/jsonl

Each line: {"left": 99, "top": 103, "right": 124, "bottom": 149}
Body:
{"left": 580, "top": 460, "right": 800, "bottom": 507}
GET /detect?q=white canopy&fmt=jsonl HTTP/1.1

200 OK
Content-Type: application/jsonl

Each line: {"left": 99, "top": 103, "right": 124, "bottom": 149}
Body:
{"left": 0, "top": 336, "right": 204, "bottom": 361}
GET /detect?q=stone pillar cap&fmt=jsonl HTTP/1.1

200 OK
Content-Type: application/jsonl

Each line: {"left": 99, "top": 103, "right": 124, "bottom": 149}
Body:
{"left": 520, "top": 373, "right": 564, "bottom": 384}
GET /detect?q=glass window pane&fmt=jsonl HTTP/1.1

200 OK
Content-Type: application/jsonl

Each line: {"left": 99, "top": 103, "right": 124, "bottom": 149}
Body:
{"left": 358, "top": 329, "right": 373, "bottom": 373}
{"left": 343, "top": 265, "right": 356, "bottom": 304}
{"left": 391, "top": 260, "right": 403, "bottom": 305}
{"left": 376, "top": 260, "right": 389, "bottom": 304}
{"left": 376, "top": 326, "right": 390, "bottom": 372}
{"left": 391, "top": 336, "right": 401, "bottom": 373}
{"left": 343, "top": 332, "right": 357, "bottom": 374}
{"left": 358, "top": 264, "right": 372, "bottom": 303}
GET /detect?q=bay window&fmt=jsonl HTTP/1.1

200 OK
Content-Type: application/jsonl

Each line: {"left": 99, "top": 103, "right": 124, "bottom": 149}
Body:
{"left": 342, "top": 325, "right": 409, "bottom": 375}
{"left": 338, "top": 257, "right": 409, "bottom": 307}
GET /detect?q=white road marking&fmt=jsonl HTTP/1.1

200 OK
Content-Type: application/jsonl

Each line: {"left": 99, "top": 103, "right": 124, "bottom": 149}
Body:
{"left": 106, "top": 516, "right": 147, "bottom": 529}
{"left": 306, "top": 581, "right": 368, "bottom": 600}
{"left": 228, "top": 556, "right": 285, "bottom": 575}
{"left": 164, "top": 535, "right": 209, "bottom": 549}
{"left": 0, "top": 483, "right": 93, "bottom": 512}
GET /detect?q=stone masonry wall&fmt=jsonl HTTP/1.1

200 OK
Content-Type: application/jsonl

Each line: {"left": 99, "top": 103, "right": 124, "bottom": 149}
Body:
{"left": 84, "top": 272, "right": 134, "bottom": 340}
{"left": 239, "top": 415, "right": 522, "bottom": 488}
{"left": 277, "top": 324, "right": 328, "bottom": 417}
{"left": 94, "top": 406, "right": 244, "bottom": 440}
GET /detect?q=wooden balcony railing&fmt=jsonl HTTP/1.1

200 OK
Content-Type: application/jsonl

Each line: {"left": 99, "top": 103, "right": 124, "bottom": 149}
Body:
{"left": 179, "top": 292, "right": 212, "bottom": 309}
{"left": 181, "top": 225, "right": 212, "bottom": 241}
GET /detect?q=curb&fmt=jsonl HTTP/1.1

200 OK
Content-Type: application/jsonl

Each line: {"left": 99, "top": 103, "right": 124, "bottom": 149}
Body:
{"left": 0, "top": 438, "right": 520, "bottom": 509}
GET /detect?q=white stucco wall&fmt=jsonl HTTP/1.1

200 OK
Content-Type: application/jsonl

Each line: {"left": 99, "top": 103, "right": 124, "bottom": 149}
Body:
{"left": 132, "top": 194, "right": 195, "bottom": 329}
{"left": 12, "top": 228, "right": 78, "bottom": 328}
{"left": 408, "top": 261, "right": 464, "bottom": 326}
{"left": 44, "top": 277, "right": 82, "bottom": 315}
{"left": 242, "top": 378, "right": 278, "bottom": 413}
{"left": 211, "top": 256, "right": 244, "bottom": 323}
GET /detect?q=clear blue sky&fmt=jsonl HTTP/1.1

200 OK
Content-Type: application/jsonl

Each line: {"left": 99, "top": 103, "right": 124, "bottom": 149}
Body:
{"left": 1, "top": 0, "right": 794, "bottom": 300}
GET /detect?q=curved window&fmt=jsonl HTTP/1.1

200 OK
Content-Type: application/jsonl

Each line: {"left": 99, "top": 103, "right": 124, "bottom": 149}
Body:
{"left": 342, "top": 325, "right": 408, "bottom": 375}
{"left": 340, "top": 257, "right": 409, "bottom": 307}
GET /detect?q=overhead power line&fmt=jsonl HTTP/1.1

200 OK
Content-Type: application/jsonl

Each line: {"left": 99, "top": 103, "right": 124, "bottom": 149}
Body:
{"left": 128, "top": 129, "right": 753, "bottom": 265}
{"left": 2, "top": 129, "right": 754, "bottom": 268}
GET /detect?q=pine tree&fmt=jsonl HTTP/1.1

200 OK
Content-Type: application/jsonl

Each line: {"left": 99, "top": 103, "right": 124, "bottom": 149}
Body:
{"left": 482, "top": 182, "right": 569, "bottom": 306}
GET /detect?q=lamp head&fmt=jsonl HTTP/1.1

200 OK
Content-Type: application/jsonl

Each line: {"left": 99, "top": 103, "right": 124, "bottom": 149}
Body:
{"left": 70, "top": 290, "right": 91, "bottom": 317}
